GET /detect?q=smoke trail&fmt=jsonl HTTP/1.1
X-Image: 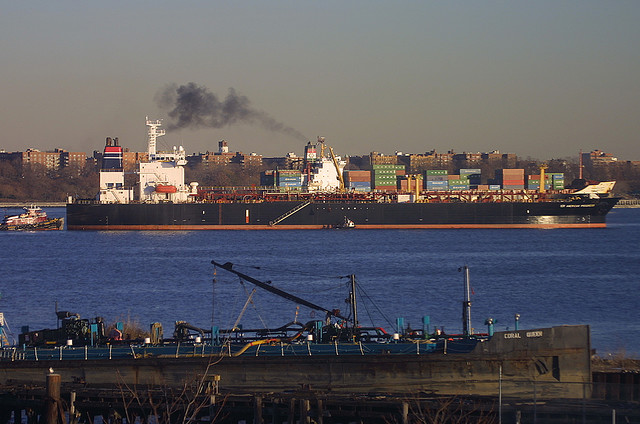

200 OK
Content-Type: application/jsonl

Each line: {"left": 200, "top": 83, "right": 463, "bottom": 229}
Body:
{"left": 156, "top": 83, "right": 306, "bottom": 140}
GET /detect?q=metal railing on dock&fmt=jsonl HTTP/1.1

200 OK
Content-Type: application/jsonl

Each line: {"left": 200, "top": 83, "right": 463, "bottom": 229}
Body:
{"left": 1, "top": 340, "right": 441, "bottom": 361}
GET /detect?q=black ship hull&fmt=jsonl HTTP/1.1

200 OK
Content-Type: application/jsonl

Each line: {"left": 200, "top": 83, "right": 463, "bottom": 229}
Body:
{"left": 66, "top": 197, "right": 619, "bottom": 230}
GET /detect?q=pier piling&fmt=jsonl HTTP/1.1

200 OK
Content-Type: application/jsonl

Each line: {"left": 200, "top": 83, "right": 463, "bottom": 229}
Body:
{"left": 45, "top": 372, "right": 61, "bottom": 424}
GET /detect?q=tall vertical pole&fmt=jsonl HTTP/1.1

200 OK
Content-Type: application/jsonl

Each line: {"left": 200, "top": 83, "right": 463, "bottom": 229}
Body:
{"left": 461, "top": 266, "right": 472, "bottom": 336}
{"left": 499, "top": 364, "right": 503, "bottom": 424}
{"left": 350, "top": 275, "right": 359, "bottom": 330}
{"left": 579, "top": 150, "right": 583, "bottom": 180}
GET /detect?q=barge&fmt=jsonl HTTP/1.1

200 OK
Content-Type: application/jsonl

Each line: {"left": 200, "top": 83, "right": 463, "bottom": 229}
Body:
{"left": 0, "top": 262, "right": 592, "bottom": 399}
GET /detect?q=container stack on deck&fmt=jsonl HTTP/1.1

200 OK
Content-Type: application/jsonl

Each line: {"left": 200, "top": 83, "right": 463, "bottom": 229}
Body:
{"left": 371, "top": 164, "right": 405, "bottom": 191}
{"left": 527, "top": 173, "right": 566, "bottom": 190}
{"left": 344, "top": 170, "right": 371, "bottom": 191}
{"left": 460, "top": 168, "right": 482, "bottom": 188}
{"left": 424, "top": 170, "right": 449, "bottom": 191}
{"left": 495, "top": 169, "right": 525, "bottom": 190}
{"left": 448, "top": 174, "right": 470, "bottom": 191}
{"left": 548, "top": 173, "right": 565, "bottom": 189}
{"left": 276, "top": 170, "right": 302, "bottom": 189}
{"left": 260, "top": 167, "right": 564, "bottom": 193}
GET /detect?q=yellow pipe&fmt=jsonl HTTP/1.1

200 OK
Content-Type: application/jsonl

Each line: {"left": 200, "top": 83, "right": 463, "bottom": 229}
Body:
{"left": 232, "top": 338, "right": 281, "bottom": 357}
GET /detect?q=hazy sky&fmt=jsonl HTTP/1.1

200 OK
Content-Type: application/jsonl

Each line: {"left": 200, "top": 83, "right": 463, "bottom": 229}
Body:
{"left": 2, "top": 1, "right": 639, "bottom": 160}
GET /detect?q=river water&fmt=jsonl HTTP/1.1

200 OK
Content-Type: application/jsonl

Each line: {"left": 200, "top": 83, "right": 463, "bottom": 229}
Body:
{"left": 1, "top": 206, "right": 638, "bottom": 356}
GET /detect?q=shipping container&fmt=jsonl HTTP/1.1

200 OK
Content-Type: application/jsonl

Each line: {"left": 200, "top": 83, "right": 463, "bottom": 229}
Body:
{"left": 527, "top": 183, "right": 552, "bottom": 190}
{"left": 426, "top": 175, "right": 447, "bottom": 182}
{"left": 459, "top": 168, "right": 481, "bottom": 175}
{"left": 343, "top": 170, "right": 371, "bottom": 183}
{"left": 495, "top": 169, "right": 525, "bottom": 179}
{"left": 372, "top": 164, "right": 405, "bottom": 170}
{"left": 448, "top": 179, "right": 469, "bottom": 185}
{"left": 347, "top": 183, "right": 371, "bottom": 190}
{"left": 425, "top": 170, "right": 448, "bottom": 176}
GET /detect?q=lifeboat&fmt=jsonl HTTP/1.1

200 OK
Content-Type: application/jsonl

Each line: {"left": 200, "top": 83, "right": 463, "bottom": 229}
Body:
{"left": 155, "top": 184, "right": 177, "bottom": 193}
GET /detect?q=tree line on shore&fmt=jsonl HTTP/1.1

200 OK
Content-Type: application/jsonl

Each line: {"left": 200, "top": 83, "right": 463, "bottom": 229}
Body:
{"left": 1, "top": 158, "right": 639, "bottom": 202}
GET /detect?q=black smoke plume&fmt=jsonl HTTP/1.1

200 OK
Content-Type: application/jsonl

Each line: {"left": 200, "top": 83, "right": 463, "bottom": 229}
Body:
{"left": 156, "top": 83, "right": 305, "bottom": 140}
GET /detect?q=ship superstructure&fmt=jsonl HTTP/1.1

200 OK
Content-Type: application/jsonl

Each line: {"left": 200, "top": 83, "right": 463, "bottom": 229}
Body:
{"left": 137, "top": 118, "right": 194, "bottom": 203}
{"left": 97, "top": 137, "right": 132, "bottom": 204}
{"left": 98, "top": 118, "right": 196, "bottom": 205}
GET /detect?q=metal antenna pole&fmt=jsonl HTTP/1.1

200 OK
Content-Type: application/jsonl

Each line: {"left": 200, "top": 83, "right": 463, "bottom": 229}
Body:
{"left": 350, "top": 275, "right": 359, "bottom": 329}
{"left": 461, "top": 266, "right": 472, "bottom": 336}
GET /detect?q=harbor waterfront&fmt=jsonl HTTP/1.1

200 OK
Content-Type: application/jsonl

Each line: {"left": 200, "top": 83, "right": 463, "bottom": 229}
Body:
{"left": 0, "top": 207, "right": 638, "bottom": 357}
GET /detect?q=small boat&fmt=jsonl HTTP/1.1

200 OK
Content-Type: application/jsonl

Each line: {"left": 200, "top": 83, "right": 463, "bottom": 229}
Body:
{"left": 336, "top": 216, "right": 355, "bottom": 229}
{"left": 0, "top": 206, "right": 64, "bottom": 231}
{"left": 155, "top": 184, "right": 177, "bottom": 193}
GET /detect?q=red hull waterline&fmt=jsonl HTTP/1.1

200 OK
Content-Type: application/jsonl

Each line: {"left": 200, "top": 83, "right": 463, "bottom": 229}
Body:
{"left": 67, "top": 222, "right": 608, "bottom": 231}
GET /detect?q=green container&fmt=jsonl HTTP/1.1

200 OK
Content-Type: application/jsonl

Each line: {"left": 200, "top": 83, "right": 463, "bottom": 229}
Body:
{"left": 448, "top": 179, "right": 469, "bottom": 185}
{"left": 426, "top": 170, "right": 448, "bottom": 176}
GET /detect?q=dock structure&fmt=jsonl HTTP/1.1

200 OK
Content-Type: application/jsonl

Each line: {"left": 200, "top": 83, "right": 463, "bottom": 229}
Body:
{"left": 1, "top": 377, "right": 639, "bottom": 424}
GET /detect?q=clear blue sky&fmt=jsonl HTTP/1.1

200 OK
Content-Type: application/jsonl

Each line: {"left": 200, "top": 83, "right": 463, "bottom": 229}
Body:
{"left": 2, "top": 1, "right": 639, "bottom": 160}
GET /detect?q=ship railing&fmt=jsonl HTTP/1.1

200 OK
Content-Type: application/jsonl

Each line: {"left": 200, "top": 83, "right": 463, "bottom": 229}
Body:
{"left": 2, "top": 339, "right": 449, "bottom": 361}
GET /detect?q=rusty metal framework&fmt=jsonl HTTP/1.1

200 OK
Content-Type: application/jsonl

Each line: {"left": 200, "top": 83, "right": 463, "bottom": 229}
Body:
{"left": 192, "top": 187, "right": 575, "bottom": 204}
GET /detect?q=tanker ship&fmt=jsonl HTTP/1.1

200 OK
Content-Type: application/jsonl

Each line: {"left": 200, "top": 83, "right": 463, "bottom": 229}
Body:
{"left": 66, "top": 119, "right": 619, "bottom": 230}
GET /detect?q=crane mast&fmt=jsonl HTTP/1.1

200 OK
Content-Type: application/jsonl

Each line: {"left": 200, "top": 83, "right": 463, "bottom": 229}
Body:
{"left": 328, "top": 146, "right": 345, "bottom": 192}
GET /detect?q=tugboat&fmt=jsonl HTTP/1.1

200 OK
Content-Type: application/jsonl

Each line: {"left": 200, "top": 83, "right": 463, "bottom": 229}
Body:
{"left": 336, "top": 216, "right": 356, "bottom": 229}
{"left": 1, "top": 206, "right": 64, "bottom": 231}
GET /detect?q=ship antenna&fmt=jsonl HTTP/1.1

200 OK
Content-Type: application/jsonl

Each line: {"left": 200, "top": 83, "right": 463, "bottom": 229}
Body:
{"left": 459, "top": 266, "right": 472, "bottom": 336}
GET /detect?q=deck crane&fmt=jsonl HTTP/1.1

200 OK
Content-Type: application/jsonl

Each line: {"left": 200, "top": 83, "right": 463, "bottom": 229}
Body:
{"left": 328, "top": 146, "right": 346, "bottom": 192}
{"left": 539, "top": 164, "right": 548, "bottom": 193}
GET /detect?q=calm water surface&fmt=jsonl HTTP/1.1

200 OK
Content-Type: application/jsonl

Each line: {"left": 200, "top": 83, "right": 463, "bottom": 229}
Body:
{"left": 1, "top": 206, "right": 638, "bottom": 356}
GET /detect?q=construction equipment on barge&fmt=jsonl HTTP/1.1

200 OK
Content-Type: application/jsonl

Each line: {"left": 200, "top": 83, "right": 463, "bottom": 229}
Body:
{"left": 1, "top": 262, "right": 592, "bottom": 401}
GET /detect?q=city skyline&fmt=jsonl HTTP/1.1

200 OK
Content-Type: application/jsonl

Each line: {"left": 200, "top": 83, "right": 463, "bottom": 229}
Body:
{"left": 2, "top": 2, "right": 639, "bottom": 160}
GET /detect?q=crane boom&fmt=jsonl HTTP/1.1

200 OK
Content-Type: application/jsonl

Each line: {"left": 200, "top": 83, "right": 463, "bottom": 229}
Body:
{"left": 211, "top": 260, "right": 349, "bottom": 321}
{"left": 328, "top": 146, "right": 345, "bottom": 191}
